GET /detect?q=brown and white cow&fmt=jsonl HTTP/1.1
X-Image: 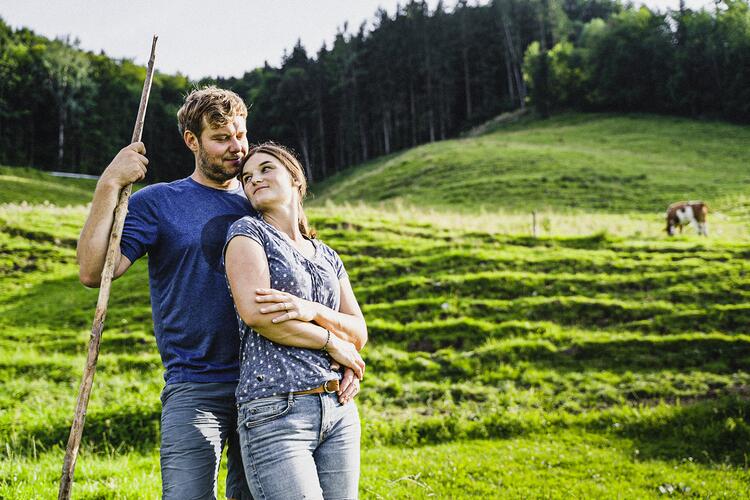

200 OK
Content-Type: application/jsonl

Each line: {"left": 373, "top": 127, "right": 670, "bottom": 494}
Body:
{"left": 666, "top": 201, "right": 708, "bottom": 236}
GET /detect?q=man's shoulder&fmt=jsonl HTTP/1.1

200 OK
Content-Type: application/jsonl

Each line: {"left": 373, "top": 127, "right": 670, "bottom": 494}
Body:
{"left": 131, "top": 178, "right": 232, "bottom": 211}
{"left": 131, "top": 177, "right": 192, "bottom": 201}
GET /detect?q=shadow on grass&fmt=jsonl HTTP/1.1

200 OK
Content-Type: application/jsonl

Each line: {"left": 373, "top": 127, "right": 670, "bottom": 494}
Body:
{"left": 6, "top": 402, "right": 162, "bottom": 456}
{"left": 615, "top": 396, "right": 750, "bottom": 465}
{"left": 544, "top": 336, "right": 750, "bottom": 373}
{"left": 0, "top": 223, "right": 78, "bottom": 248}
{"left": 371, "top": 334, "right": 750, "bottom": 378}
{"left": 362, "top": 397, "right": 750, "bottom": 466}
{"left": 30, "top": 332, "right": 156, "bottom": 356}
{"left": 0, "top": 264, "right": 151, "bottom": 332}
{"left": 7, "top": 393, "right": 748, "bottom": 468}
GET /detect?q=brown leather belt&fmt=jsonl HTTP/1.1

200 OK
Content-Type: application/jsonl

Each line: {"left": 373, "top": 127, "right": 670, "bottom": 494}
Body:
{"left": 293, "top": 379, "right": 340, "bottom": 395}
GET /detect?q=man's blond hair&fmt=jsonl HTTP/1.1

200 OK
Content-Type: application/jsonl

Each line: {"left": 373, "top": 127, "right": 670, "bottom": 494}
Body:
{"left": 177, "top": 86, "right": 247, "bottom": 138}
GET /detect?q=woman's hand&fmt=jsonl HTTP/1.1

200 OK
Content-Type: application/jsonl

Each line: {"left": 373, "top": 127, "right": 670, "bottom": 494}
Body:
{"left": 327, "top": 335, "right": 365, "bottom": 380}
{"left": 256, "top": 288, "right": 318, "bottom": 323}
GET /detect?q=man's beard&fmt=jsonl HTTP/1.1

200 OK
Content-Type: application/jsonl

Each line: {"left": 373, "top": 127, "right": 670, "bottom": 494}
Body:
{"left": 197, "top": 145, "right": 241, "bottom": 183}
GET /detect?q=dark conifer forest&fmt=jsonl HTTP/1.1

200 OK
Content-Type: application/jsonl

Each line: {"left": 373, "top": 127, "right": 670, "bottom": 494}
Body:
{"left": 1, "top": 0, "right": 748, "bottom": 183}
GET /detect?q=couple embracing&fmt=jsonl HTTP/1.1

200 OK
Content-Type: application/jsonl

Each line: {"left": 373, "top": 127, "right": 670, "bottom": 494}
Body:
{"left": 77, "top": 86, "right": 367, "bottom": 499}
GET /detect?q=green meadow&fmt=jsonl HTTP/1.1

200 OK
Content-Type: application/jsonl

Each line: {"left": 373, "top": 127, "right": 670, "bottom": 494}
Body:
{"left": 1, "top": 113, "right": 749, "bottom": 498}
{"left": 313, "top": 113, "right": 750, "bottom": 217}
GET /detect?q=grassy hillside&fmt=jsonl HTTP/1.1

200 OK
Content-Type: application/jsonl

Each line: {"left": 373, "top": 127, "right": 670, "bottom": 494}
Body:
{"left": 312, "top": 113, "right": 750, "bottom": 215}
{"left": 2, "top": 114, "right": 750, "bottom": 497}
{"left": 1, "top": 208, "right": 749, "bottom": 496}
{"left": 0, "top": 166, "right": 98, "bottom": 206}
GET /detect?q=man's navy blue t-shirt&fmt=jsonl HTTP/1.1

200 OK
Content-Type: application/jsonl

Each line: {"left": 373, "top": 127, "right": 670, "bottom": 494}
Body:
{"left": 120, "top": 177, "right": 254, "bottom": 384}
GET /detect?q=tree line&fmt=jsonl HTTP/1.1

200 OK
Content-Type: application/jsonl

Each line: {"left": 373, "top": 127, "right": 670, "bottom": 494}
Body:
{"left": 524, "top": 0, "right": 750, "bottom": 120}
{"left": 0, "top": 0, "right": 748, "bottom": 184}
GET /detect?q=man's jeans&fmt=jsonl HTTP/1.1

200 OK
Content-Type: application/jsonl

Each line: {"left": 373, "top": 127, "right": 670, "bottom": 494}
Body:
{"left": 161, "top": 382, "right": 252, "bottom": 500}
{"left": 237, "top": 392, "right": 360, "bottom": 499}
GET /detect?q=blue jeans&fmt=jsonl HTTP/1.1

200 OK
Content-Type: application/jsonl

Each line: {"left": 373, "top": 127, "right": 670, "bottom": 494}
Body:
{"left": 237, "top": 392, "right": 360, "bottom": 499}
{"left": 160, "top": 382, "right": 252, "bottom": 500}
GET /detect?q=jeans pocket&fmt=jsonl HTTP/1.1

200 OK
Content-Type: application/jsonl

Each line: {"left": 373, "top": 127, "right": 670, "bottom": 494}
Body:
{"left": 238, "top": 394, "right": 294, "bottom": 429}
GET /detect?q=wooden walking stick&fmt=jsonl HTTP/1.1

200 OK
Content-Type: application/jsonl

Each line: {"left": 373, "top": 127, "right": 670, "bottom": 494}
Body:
{"left": 58, "top": 35, "right": 158, "bottom": 500}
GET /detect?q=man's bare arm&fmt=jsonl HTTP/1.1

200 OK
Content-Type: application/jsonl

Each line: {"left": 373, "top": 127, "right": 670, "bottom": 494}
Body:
{"left": 77, "top": 143, "right": 148, "bottom": 287}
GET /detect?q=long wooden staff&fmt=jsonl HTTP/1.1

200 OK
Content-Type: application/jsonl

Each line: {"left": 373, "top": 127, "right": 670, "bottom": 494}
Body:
{"left": 58, "top": 35, "right": 158, "bottom": 500}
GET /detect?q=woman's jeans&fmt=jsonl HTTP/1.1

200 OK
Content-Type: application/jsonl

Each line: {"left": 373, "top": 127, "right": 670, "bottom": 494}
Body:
{"left": 237, "top": 391, "right": 360, "bottom": 500}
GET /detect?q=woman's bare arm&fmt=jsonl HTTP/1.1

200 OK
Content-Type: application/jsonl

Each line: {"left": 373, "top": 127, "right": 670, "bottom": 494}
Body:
{"left": 255, "top": 279, "right": 367, "bottom": 350}
{"left": 225, "top": 235, "right": 365, "bottom": 378}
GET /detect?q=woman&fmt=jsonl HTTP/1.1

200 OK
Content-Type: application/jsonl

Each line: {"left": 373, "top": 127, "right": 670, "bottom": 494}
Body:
{"left": 223, "top": 142, "right": 367, "bottom": 499}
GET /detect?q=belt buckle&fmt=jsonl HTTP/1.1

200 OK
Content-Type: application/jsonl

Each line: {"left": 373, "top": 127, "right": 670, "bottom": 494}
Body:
{"left": 324, "top": 379, "right": 338, "bottom": 393}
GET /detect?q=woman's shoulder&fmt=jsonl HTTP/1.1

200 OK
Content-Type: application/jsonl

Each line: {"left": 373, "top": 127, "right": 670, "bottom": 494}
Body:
{"left": 313, "top": 238, "right": 335, "bottom": 256}
{"left": 227, "top": 215, "right": 267, "bottom": 241}
{"left": 314, "top": 240, "right": 347, "bottom": 274}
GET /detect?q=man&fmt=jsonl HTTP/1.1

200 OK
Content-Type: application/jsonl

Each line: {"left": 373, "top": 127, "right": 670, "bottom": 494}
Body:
{"left": 77, "top": 86, "right": 358, "bottom": 499}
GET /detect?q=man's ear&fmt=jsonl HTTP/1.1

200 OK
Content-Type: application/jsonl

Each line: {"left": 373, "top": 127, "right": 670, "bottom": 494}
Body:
{"left": 184, "top": 130, "right": 200, "bottom": 153}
